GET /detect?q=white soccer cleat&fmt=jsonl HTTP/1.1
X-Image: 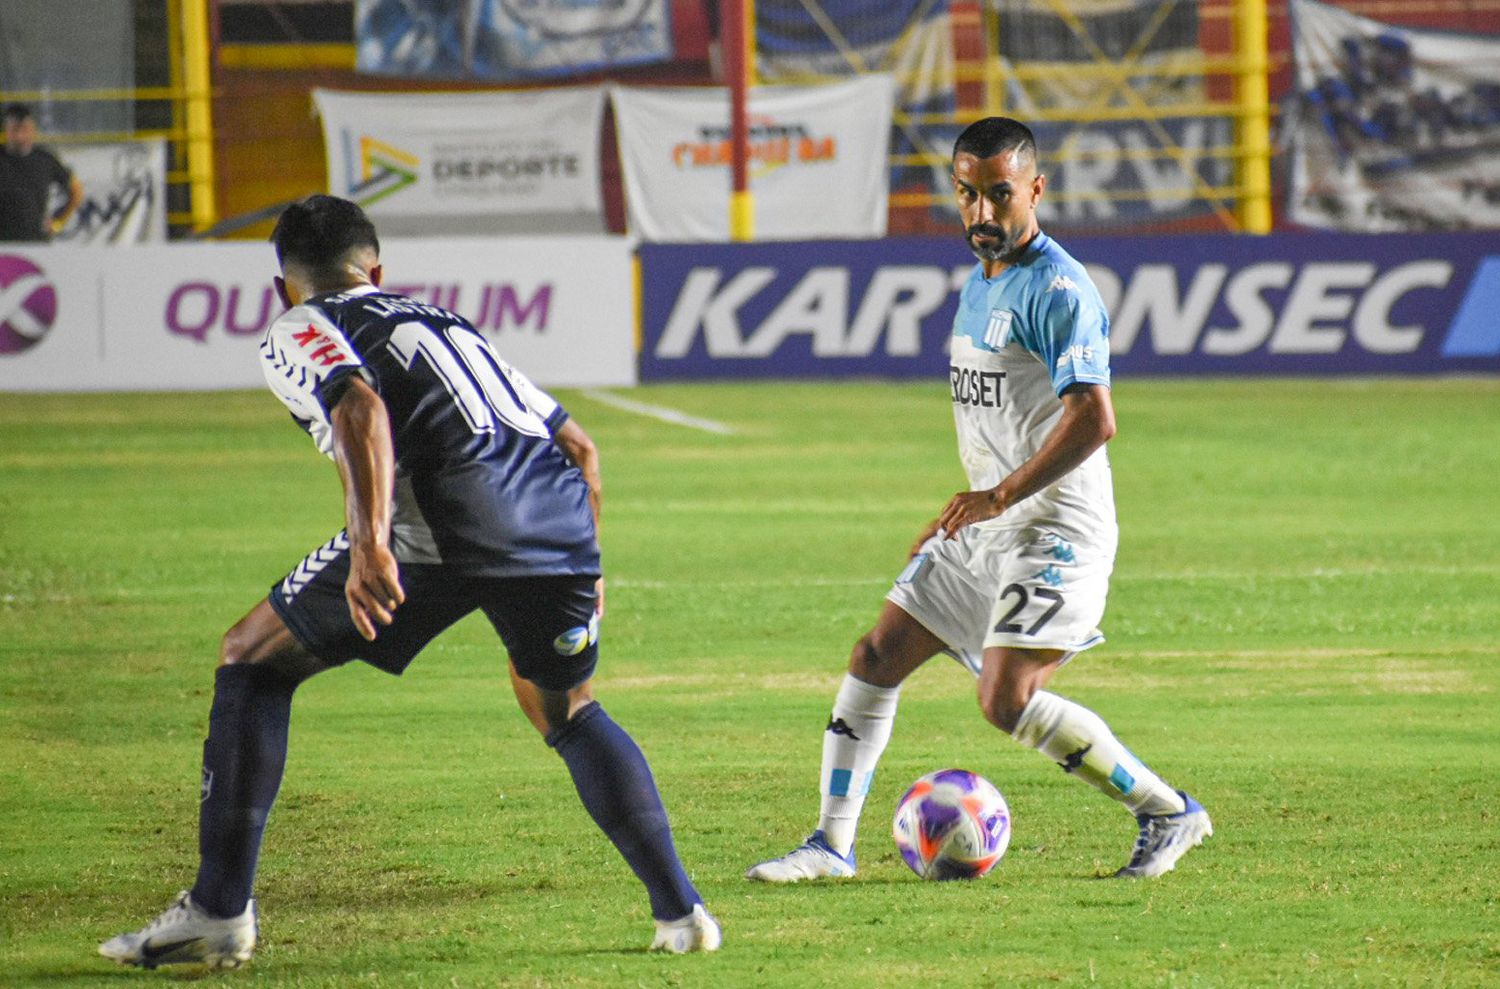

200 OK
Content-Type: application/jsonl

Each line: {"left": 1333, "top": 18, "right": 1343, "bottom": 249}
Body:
{"left": 98, "top": 891, "right": 256, "bottom": 970}
{"left": 1114, "top": 791, "right": 1213, "bottom": 878}
{"left": 650, "top": 903, "right": 722, "bottom": 954}
{"left": 744, "top": 830, "right": 857, "bottom": 883}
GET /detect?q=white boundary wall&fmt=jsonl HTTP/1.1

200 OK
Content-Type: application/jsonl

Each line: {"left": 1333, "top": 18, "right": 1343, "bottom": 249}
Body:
{"left": 0, "top": 237, "right": 636, "bottom": 392}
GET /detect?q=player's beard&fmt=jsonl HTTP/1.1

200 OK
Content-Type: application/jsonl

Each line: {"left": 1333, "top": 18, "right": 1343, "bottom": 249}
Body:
{"left": 966, "top": 223, "right": 1027, "bottom": 265}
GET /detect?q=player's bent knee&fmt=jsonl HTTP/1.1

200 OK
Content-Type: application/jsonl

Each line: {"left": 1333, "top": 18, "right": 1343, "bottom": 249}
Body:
{"left": 977, "top": 684, "right": 1031, "bottom": 735}
{"left": 848, "top": 634, "right": 878, "bottom": 677}
{"left": 849, "top": 632, "right": 901, "bottom": 686}
{"left": 219, "top": 624, "right": 254, "bottom": 667}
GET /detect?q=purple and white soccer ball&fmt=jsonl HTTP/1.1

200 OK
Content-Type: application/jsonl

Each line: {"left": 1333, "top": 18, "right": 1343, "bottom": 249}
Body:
{"left": 892, "top": 768, "right": 1011, "bottom": 880}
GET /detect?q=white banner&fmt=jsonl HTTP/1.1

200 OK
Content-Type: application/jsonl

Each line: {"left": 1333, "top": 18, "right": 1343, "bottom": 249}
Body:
{"left": 611, "top": 77, "right": 895, "bottom": 241}
{"left": 1289, "top": 0, "right": 1500, "bottom": 231}
{"left": 314, "top": 88, "right": 607, "bottom": 236}
{"left": 0, "top": 237, "right": 636, "bottom": 392}
{"left": 54, "top": 140, "right": 167, "bottom": 244}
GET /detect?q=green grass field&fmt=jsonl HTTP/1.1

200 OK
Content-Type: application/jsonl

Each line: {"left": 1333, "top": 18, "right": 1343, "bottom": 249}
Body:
{"left": 2, "top": 379, "right": 1497, "bottom": 988}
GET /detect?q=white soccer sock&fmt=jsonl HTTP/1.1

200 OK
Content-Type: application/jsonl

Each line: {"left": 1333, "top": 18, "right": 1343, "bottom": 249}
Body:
{"left": 1011, "top": 690, "right": 1185, "bottom": 818}
{"left": 817, "top": 675, "right": 900, "bottom": 857}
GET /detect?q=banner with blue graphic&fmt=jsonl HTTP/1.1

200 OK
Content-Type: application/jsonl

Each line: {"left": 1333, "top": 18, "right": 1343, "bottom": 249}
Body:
{"left": 753, "top": 0, "right": 956, "bottom": 199}
{"left": 638, "top": 234, "right": 1500, "bottom": 379}
{"left": 354, "top": 0, "right": 671, "bottom": 81}
{"left": 1289, "top": 0, "right": 1500, "bottom": 231}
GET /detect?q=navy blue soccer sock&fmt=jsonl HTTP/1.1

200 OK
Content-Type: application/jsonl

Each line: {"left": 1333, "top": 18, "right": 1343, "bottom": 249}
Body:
{"left": 547, "top": 701, "right": 700, "bottom": 920}
{"left": 190, "top": 663, "right": 298, "bottom": 918}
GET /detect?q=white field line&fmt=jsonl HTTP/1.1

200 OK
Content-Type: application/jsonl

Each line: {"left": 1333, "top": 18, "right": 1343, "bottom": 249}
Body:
{"left": 580, "top": 390, "right": 735, "bottom": 435}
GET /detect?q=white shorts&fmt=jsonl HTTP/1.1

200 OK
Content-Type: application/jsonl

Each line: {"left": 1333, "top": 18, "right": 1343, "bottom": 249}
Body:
{"left": 885, "top": 525, "right": 1114, "bottom": 677}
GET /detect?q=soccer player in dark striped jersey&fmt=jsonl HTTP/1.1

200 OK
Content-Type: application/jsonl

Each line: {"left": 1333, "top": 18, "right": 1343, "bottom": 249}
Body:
{"left": 100, "top": 196, "right": 719, "bottom": 970}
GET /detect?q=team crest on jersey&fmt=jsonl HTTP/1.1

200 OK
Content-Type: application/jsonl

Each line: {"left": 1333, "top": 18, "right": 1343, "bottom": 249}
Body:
{"left": 984, "top": 309, "right": 1014, "bottom": 349}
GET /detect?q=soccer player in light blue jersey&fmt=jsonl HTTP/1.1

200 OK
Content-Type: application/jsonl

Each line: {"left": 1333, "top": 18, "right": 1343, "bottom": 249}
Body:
{"left": 748, "top": 117, "right": 1211, "bottom": 883}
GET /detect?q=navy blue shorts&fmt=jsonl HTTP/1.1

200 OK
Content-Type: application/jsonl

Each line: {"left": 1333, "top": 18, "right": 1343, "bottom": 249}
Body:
{"left": 268, "top": 532, "right": 600, "bottom": 691}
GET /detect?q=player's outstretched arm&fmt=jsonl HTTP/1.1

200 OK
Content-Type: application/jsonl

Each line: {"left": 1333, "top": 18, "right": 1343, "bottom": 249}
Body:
{"left": 330, "top": 375, "right": 404, "bottom": 640}
{"left": 938, "top": 383, "right": 1116, "bottom": 537}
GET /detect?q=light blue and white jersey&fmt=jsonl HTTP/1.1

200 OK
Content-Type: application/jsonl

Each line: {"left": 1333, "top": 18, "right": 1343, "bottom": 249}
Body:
{"left": 949, "top": 231, "right": 1116, "bottom": 544}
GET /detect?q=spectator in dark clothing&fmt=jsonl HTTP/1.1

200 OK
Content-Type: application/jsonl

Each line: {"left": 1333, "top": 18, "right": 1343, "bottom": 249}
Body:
{"left": 0, "top": 104, "right": 83, "bottom": 242}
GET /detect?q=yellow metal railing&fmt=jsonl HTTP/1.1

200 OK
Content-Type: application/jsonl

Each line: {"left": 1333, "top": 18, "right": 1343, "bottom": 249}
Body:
{"left": 180, "top": 0, "right": 217, "bottom": 232}
{"left": 911, "top": 0, "right": 1274, "bottom": 233}
{"left": 752, "top": 0, "right": 1277, "bottom": 233}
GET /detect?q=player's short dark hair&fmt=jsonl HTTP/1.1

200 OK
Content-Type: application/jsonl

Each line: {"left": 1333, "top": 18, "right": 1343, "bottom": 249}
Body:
{"left": 952, "top": 117, "right": 1038, "bottom": 168}
{"left": 270, "top": 194, "right": 380, "bottom": 275}
{"left": 4, "top": 103, "right": 33, "bottom": 123}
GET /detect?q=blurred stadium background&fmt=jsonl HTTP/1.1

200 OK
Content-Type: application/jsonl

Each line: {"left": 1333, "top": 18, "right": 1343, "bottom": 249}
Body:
{"left": 3, "top": 4, "right": 1499, "bottom": 985}
{"left": 8, "top": 0, "right": 1500, "bottom": 238}
{"left": 3, "top": 0, "right": 1498, "bottom": 392}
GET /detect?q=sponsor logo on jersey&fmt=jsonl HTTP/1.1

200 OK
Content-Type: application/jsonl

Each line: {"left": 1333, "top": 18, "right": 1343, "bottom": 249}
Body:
{"left": 0, "top": 255, "right": 57, "bottom": 356}
{"left": 950, "top": 366, "right": 1005, "bottom": 408}
{"left": 1048, "top": 274, "right": 1079, "bottom": 293}
{"left": 291, "top": 325, "right": 352, "bottom": 367}
{"left": 1055, "top": 344, "right": 1096, "bottom": 368}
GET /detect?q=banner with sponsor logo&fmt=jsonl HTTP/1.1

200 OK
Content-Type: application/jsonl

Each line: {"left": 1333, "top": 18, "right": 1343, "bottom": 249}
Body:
{"left": 314, "top": 88, "right": 607, "bottom": 236}
{"left": 354, "top": 0, "right": 671, "bottom": 81}
{"left": 637, "top": 234, "right": 1500, "bottom": 379}
{"left": 53, "top": 140, "right": 167, "bottom": 244}
{"left": 611, "top": 76, "right": 895, "bottom": 241}
{"left": 0, "top": 237, "right": 635, "bottom": 392}
{"left": 1288, "top": 0, "right": 1500, "bottom": 231}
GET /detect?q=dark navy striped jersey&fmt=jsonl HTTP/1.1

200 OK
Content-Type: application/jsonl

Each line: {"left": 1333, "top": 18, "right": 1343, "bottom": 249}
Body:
{"left": 258, "top": 284, "right": 599, "bottom": 578}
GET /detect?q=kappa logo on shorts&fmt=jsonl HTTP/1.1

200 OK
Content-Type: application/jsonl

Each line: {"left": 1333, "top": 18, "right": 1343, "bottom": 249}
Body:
{"left": 552, "top": 612, "right": 600, "bottom": 656}
{"left": 200, "top": 768, "right": 213, "bottom": 803}
{"left": 1034, "top": 565, "right": 1065, "bottom": 588}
